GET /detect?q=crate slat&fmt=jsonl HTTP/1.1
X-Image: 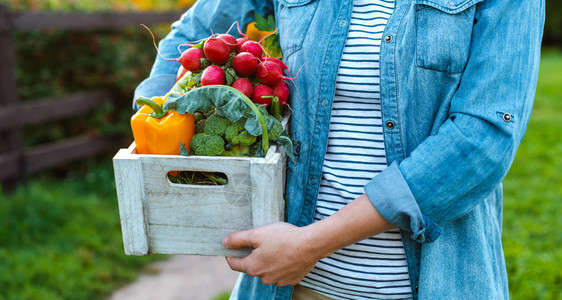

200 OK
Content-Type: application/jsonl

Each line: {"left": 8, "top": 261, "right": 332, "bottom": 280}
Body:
{"left": 113, "top": 147, "right": 150, "bottom": 256}
{"left": 149, "top": 225, "right": 252, "bottom": 256}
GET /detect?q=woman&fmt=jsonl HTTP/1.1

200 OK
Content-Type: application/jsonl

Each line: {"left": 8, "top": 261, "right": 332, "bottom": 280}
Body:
{"left": 134, "top": 0, "right": 545, "bottom": 298}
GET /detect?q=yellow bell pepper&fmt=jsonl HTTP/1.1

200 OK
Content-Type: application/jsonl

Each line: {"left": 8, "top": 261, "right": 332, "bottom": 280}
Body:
{"left": 246, "top": 22, "right": 273, "bottom": 42}
{"left": 131, "top": 93, "right": 195, "bottom": 155}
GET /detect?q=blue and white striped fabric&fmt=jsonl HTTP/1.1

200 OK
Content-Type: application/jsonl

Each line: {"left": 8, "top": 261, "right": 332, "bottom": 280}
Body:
{"left": 300, "top": 0, "right": 413, "bottom": 299}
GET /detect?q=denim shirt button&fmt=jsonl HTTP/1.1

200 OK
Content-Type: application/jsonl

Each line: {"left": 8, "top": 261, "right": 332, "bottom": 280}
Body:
{"left": 384, "top": 35, "right": 393, "bottom": 43}
{"left": 502, "top": 113, "right": 512, "bottom": 122}
{"left": 321, "top": 99, "right": 329, "bottom": 107}
{"left": 310, "top": 177, "right": 317, "bottom": 185}
{"left": 415, "top": 285, "right": 419, "bottom": 293}
{"left": 338, "top": 20, "right": 346, "bottom": 27}
{"left": 385, "top": 120, "right": 395, "bottom": 129}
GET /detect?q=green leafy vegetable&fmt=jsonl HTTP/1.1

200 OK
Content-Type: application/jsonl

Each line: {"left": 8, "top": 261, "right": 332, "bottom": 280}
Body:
{"left": 275, "top": 132, "right": 297, "bottom": 165}
{"left": 179, "top": 142, "right": 189, "bottom": 156}
{"left": 203, "top": 115, "right": 231, "bottom": 137}
{"left": 170, "top": 71, "right": 201, "bottom": 94}
{"left": 189, "top": 133, "right": 225, "bottom": 156}
{"left": 164, "top": 85, "right": 296, "bottom": 164}
{"left": 254, "top": 14, "right": 276, "bottom": 32}
{"left": 163, "top": 85, "right": 270, "bottom": 152}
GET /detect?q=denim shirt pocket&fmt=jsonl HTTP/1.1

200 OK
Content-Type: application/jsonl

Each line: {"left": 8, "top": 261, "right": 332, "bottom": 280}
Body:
{"left": 276, "top": 0, "right": 319, "bottom": 59}
{"left": 414, "top": 0, "right": 484, "bottom": 74}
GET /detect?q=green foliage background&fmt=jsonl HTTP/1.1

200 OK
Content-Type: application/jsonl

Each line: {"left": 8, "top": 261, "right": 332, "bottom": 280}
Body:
{"left": 1, "top": 1, "right": 188, "bottom": 299}
{"left": 502, "top": 49, "right": 562, "bottom": 300}
{"left": 544, "top": 0, "right": 562, "bottom": 46}
{"left": 0, "top": 159, "right": 163, "bottom": 300}
{"left": 14, "top": 28, "right": 164, "bottom": 147}
{"left": 3, "top": 0, "right": 191, "bottom": 12}
{"left": 0, "top": 1, "right": 560, "bottom": 300}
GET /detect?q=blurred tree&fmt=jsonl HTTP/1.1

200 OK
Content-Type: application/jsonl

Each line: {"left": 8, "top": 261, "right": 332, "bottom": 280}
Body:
{"left": 544, "top": 0, "right": 562, "bottom": 46}
{"left": 6, "top": 0, "right": 198, "bottom": 149}
{"left": 4, "top": 0, "right": 195, "bottom": 12}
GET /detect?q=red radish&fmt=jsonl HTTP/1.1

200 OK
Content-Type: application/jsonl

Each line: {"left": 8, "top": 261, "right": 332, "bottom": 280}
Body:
{"left": 201, "top": 65, "right": 226, "bottom": 86}
{"left": 233, "top": 52, "right": 258, "bottom": 77}
{"left": 176, "top": 65, "right": 188, "bottom": 82}
{"left": 251, "top": 84, "right": 274, "bottom": 106}
{"left": 232, "top": 78, "right": 254, "bottom": 98}
{"left": 272, "top": 80, "right": 289, "bottom": 105}
{"left": 178, "top": 47, "right": 204, "bottom": 71}
{"left": 203, "top": 38, "right": 230, "bottom": 64}
{"left": 217, "top": 34, "right": 238, "bottom": 51}
{"left": 236, "top": 37, "right": 249, "bottom": 52}
{"left": 261, "top": 56, "right": 288, "bottom": 73}
{"left": 256, "top": 60, "right": 283, "bottom": 86}
{"left": 239, "top": 40, "right": 263, "bottom": 58}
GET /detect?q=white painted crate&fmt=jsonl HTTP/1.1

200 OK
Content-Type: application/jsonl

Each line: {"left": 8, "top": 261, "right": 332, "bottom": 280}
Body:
{"left": 112, "top": 142, "right": 286, "bottom": 257}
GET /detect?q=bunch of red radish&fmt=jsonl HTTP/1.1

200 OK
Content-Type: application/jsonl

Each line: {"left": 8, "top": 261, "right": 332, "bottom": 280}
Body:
{"left": 169, "top": 23, "right": 291, "bottom": 108}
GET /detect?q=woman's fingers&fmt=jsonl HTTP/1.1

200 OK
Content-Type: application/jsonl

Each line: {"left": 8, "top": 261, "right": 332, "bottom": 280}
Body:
{"left": 225, "top": 256, "right": 247, "bottom": 273}
{"left": 223, "top": 229, "right": 258, "bottom": 249}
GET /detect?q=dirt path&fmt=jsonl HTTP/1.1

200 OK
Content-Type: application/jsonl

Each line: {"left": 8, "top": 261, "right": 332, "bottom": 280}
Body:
{"left": 108, "top": 255, "right": 240, "bottom": 300}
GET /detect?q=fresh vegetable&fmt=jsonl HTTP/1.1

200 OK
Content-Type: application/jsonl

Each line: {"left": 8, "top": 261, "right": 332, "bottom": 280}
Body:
{"left": 256, "top": 60, "right": 283, "bottom": 86}
{"left": 231, "top": 78, "right": 254, "bottom": 98}
{"left": 177, "top": 65, "right": 188, "bottom": 82}
{"left": 137, "top": 16, "right": 296, "bottom": 163}
{"left": 223, "top": 118, "right": 257, "bottom": 157}
{"left": 270, "top": 96, "right": 282, "bottom": 121}
{"left": 189, "top": 133, "right": 225, "bottom": 156}
{"left": 266, "top": 115, "right": 283, "bottom": 141}
{"left": 272, "top": 80, "right": 289, "bottom": 105}
{"left": 262, "top": 56, "right": 288, "bottom": 73}
{"left": 131, "top": 93, "right": 195, "bottom": 155}
{"left": 195, "top": 118, "right": 206, "bottom": 133}
{"left": 233, "top": 52, "right": 258, "bottom": 77}
{"left": 251, "top": 84, "right": 274, "bottom": 106}
{"left": 252, "top": 14, "right": 282, "bottom": 57}
{"left": 164, "top": 85, "right": 271, "bottom": 152}
{"left": 239, "top": 40, "right": 263, "bottom": 58}
{"left": 178, "top": 47, "right": 205, "bottom": 71}
{"left": 245, "top": 21, "right": 272, "bottom": 42}
{"left": 201, "top": 65, "right": 226, "bottom": 86}
{"left": 225, "top": 118, "right": 257, "bottom": 145}
{"left": 203, "top": 114, "right": 231, "bottom": 137}
{"left": 203, "top": 38, "right": 230, "bottom": 64}
{"left": 236, "top": 37, "right": 249, "bottom": 52}
{"left": 217, "top": 34, "right": 239, "bottom": 51}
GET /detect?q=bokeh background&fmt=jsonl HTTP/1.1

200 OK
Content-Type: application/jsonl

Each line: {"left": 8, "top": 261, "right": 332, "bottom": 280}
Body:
{"left": 0, "top": 0, "right": 560, "bottom": 299}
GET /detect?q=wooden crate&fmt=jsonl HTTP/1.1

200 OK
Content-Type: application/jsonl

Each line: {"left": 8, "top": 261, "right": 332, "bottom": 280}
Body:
{"left": 112, "top": 142, "right": 286, "bottom": 257}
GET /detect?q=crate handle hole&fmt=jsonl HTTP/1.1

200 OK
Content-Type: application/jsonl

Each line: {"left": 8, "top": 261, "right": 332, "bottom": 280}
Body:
{"left": 167, "top": 171, "right": 228, "bottom": 186}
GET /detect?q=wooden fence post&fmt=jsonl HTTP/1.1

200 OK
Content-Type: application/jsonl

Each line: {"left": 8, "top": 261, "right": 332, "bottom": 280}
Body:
{"left": 0, "top": 5, "right": 25, "bottom": 190}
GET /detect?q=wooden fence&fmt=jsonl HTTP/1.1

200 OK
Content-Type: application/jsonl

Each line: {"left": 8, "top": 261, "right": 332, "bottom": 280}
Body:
{"left": 0, "top": 5, "right": 184, "bottom": 186}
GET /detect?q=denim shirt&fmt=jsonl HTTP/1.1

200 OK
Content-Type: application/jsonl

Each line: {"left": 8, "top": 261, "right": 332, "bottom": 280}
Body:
{"left": 134, "top": 0, "right": 545, "bottom": 298}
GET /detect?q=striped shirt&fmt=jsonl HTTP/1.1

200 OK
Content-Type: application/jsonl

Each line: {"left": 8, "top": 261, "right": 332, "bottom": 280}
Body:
{"left": 300, "top": 0, "right": 413, "bottom": 299}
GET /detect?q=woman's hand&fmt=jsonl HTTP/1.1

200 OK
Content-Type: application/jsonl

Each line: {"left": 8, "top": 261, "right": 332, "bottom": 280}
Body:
{"left": 223, "top": 194, "right": 394, "bottom": 286}
{"left": 223, "top": 222, "right": 322, "bottom": 286}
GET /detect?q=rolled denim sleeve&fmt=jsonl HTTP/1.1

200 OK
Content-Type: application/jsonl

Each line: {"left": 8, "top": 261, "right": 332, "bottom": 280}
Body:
{"left": 364, "top": 0, "right": 544, "bottom": 243}
{"left": 133, "top": 0, "right": 274, "bottom": 110}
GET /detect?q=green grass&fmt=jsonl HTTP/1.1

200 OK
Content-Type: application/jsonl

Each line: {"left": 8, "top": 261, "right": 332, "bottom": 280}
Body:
{"left": 0, "top": 50, "right": 561, "bottom": 300}
{"left": 0, "top": 157, "right": 161, "bottom": 300}
{"left": 211, "top": 292, "right": 231, "bottom": 300}
{"left": 502, "top": 48, "right": 562, "bottom": 300}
